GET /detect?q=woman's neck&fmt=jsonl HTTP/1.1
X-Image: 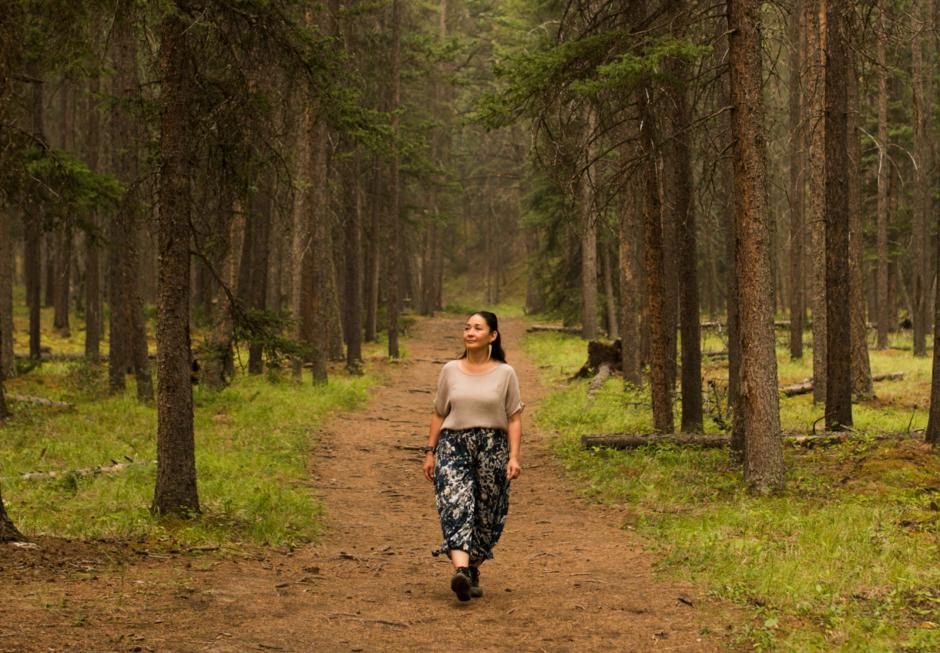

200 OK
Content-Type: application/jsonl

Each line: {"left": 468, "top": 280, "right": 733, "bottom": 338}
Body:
{"left": 465, "top": 349, "right": 491, "bottom": 365}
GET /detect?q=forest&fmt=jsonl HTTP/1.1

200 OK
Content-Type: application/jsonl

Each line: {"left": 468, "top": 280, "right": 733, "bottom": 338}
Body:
{"left": 1, "top": 0, "right": 940, "bottom": 651}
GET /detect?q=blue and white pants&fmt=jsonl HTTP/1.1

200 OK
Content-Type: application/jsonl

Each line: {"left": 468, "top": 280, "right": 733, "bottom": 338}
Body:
{"left": 433, "top": 427, "right": 511, "bottom": 563}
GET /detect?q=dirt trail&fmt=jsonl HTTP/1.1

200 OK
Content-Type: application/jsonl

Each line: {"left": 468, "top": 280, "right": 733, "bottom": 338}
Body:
{"left": 2, "top": 315, "right": 735, "bottom": 652}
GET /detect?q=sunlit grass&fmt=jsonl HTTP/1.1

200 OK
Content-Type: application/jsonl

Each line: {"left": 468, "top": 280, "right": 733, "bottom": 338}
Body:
{"left": 525, "top": 328, "right": 940, "bottom": 652}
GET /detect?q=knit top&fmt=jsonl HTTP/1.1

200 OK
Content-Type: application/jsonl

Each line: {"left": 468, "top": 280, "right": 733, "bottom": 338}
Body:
{"left": 432, "top": 360, "right": 524, "bottom": 431}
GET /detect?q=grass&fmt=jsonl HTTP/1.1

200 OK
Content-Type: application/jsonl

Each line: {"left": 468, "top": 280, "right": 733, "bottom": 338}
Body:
{"left": 1, "top": 296, "right": 390, "bottom": 549}
{"left": 524, "top": 326, "right": 940, "bottom": 652}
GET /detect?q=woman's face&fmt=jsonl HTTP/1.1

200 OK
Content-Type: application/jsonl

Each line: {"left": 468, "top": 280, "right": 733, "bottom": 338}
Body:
{"left": 464, "top": 314, "right": 496, "bottom": 354}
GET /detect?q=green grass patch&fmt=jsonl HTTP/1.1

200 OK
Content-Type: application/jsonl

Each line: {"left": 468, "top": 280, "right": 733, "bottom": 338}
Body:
{"left": 525, "top": 329, "right": 940, "bottom": 652}
{"left": 2, "top": 359, "right": 379, "bottom": 549}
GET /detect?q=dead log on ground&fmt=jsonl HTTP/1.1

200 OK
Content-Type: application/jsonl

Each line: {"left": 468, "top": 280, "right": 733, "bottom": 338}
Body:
{"left": 588, "top": 364, "right": 612, "bottom": 396}
{"left": 781, "top": 371, "right": 904, "bottom": 397}
{"left": 7, "top": 394, "right": 74, "bottom": 409}
{"left": 581, "top": 431, "right": 908, "bottom": 450}
{"left": 2, "top": 459, "right": 155, "bottom": 482}
{"left": 526, "top": 325, "right": 582, "bottom": 335}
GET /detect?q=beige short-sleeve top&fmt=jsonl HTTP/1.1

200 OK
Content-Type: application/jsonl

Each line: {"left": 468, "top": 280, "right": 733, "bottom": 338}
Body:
{"left": 432, "top": 360, "right": 524, "bottom": 431}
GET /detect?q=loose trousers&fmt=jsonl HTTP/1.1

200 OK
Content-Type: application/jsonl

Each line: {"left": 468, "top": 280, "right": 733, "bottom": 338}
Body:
{"left": 433, "top": 427, "right": 511, "bottom": 563}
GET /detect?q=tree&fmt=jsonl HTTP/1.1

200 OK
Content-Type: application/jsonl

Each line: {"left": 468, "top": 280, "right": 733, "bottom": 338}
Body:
{"left": 728, "top": 0, "right": 784, "bottom": 492}
{"left": 875, "top": 5, "right": 890, "bottom": 351}
{"left": 638, "top": 86, "right": 673, "bottom": 434}
{"left": 910, "top": 2, "right": 931, "bottom": 358}
{"left": 823, "top": 0, "right": 852, "bottom": 430}
{"left": 152, "top": 7, "right": 199, "bottom": 517}
{"left": 387, "top": 0, "right": 402, "bottom": 360}
{"left": 579, "top": 104, "right": 599, "bottom": 340}
{"left": 787, "top": 0, "right": 804, "bottom": 360}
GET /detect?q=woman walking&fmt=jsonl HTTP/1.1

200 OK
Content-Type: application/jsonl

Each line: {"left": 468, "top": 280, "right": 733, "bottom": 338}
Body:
{"left": 423, "top": 311, "right": 524, "bottom": 601}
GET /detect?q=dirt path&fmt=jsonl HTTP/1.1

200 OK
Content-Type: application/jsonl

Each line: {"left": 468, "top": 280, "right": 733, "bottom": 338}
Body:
{"left": 2, "top": 315, "right": 736, "bottom": 652}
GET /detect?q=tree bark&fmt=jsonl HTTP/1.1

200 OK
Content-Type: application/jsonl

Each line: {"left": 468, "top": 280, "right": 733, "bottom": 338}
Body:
{"left": 618, "top": 173, "right": 642, "bottom": 385}
{"left": 25, "top": 65, "right": 44, "bottom": 362}
{"left": 846, "top": 45, "right": 872, "bottom": 400}
{"left": 53, "top": 80, "right": 73, "bottom": 335}
{"left": 728, "top": 0, "right": 785, "bottom": 492}
{"left": 788, "top": 0, "right": 805, "bottom": 360}
{"left": 601, "top": 242, "right": 618, "bottom": 340}
{"left": 84, "top": 75, "right": 101, "bottom": 362}
{"left": 823, "top": 0, "right": 852, "bottom": 430}
{"left": 807, "top": 0, "right": 827, "bottom": 402}
{"left": 911, "top": 4, "right": 931, "bottom": 358}
{"left": 638, "top": 88, "right": 673, "bottom": 434}
{"left": 580, "top": 104, "right": 599, "bottom": 341}
{"left": 667, "top": 48, "right": 703, "bottom": 434}
{"left": 0, "top": 208, "right": 14, "bottom": 376}
{"left": 152, "top": 9, "right": 199, "bottom": 517}
{"left": 386, "top": 0, "right": 402, "bottom": 359}
{"left": 363, "top": 159, "right": 381, "bottom": 342}
{"left": 247, "top": 181, "right": 271, "bottom": 375}
{"left": 343, "top": 152, "right": 363, "bottom": 373}
{"left": 875, "top": 6, "right": 891, "bottom": 350}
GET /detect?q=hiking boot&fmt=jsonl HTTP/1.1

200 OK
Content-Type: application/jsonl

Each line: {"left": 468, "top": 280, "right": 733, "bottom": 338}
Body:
{"left": 469, "top": 566, "right": 483, "bottom": 598}
{"left": 451, "top": 567, "right": 472, "bottom": 602}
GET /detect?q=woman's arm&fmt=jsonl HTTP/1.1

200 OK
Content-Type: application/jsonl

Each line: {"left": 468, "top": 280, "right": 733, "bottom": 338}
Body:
{"left": 506, "top": 411, "right": 522, "bottom": 480}
{"left": 423, "top": 411, "right": 445, "bottom": 481}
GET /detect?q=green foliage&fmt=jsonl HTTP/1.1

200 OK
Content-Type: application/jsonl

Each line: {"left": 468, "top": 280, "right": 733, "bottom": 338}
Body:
{"left": 525, "top": 330, "right": 940, "bottom": 651}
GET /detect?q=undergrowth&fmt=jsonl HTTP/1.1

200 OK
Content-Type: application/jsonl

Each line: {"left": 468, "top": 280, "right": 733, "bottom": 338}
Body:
{"left": 525, "top": 328, "right": 940, "bottom": 652}
{"left": 1, "top": 299, "right": 388, "bottom": 549}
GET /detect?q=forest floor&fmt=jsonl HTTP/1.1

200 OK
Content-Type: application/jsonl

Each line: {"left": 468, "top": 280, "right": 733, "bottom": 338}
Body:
{"left": 1, "top": 314, "right": 739, "bottom": 652}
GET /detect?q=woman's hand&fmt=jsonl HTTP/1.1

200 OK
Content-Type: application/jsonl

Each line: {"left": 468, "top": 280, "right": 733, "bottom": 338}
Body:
{"left": 423, "top": 452, "right": 435, "bottom": 482}
{"left": 506, "top": 456, "right": 521, "bottom": 481}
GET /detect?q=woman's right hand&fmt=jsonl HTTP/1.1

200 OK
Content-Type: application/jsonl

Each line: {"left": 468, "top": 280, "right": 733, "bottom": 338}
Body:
{"left": 423, "top": 453, "right": 435, "bottom": 482}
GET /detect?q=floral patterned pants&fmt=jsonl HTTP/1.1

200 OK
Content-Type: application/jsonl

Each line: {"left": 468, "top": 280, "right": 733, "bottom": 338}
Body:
{"left": 433, "top": 427, "right": 511, "bottom": 563}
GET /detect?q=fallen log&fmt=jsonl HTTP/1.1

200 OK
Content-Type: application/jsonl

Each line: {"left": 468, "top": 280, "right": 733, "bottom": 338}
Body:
{"left": 581, "top": 431, "right": 910, "bottom": 450}
{"left": 582, "top": 434, "right": 730, "bottom": 449}
{"left": 588, "top": 363, "right": 612, "bottom": 397}
{"left": 7, "top": 394, "right": 74, "bottom": 409}
{"left": 526, "top": 325, "right": 582, "bottom": 335}
{"left": 702, "top": 350, "right": 729, "bottom": 359}
{"left": 2, "top": 459, "right": 154, "bottom": 482}
{"left": 781, "top": 371, "right": 904, "bottom": 397}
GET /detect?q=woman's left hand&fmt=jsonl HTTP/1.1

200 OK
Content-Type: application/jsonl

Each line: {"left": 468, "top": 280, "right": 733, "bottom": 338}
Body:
{"left": 506, "top": 456, "right": 521, "bottom": 481}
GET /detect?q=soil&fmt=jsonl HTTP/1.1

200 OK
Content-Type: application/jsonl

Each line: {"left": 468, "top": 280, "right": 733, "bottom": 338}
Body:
{"left": 1, "top": 315, "right": 740, "bottom": 652}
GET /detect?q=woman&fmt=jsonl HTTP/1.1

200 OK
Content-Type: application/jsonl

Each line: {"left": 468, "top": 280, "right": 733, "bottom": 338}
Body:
{"left": 422, "top": 310, "right": 523, "bottom": 601}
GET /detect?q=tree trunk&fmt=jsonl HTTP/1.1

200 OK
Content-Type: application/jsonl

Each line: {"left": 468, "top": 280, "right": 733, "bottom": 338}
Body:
{"left": 247, "top": 182, "right": 271, "bottom": 375}
{"left": 846, "top": 46, "right": 872, "bottom": 400}
{"left": 43, "top": 232, "right": 54, "bottom": 308}
{"left": 26, "top": 65, "right": 44, "bottom": 362}
{"left": 309, "top": 118, "right": 331, "bottom": 383}
{"left": 580, "top": 104, "right": 599, "bottom": 340}
{"left": 788, "top": 0, "right": 805, "bottom": 360}
{"left": 290, "top": 96, "right": 312, "bottom": 379}
{"left": 875, "top": 7, "right": 890, "bottom": 350}
{"left": 602, "top": 242, "right": 618, "bottom": 340}
{"left": 84, "top": 75, "right": 101, "bottom": 362}
{"left": 911, "top": 4, "right": 931, "bottom": 358}
{"left": 618, "top": 172, "right": 642, "bottom": 386}
{"left": 638, "top": 88, "right": 673, "bottom": 434}
{"left": 152, "top": 9, "right": 199, "bottom": 517}
{"left": 0, "top": 208, "right": 14, "bottom": 376}
{"left": 823, "top": 0, "right": 852, "bottom": 429}
{"left": 0, "top": 484, "right": 22, "bottom": 542}
{"left": 728, "top": 0, "right": 785, "bottom": 493}
{"left": 363, "top": 160, "right": 381, "bottom": 342}
{"left": 667, "top": 49, "right": 703, "bottom": 434}
{"left": 53, "top": 80, "right": 74, "bottom": 334}
{"left": 808, "top": 0, "right": 827, "bottom": 402}
{"left": 201, "top": 195, "right": 239, "bottom": 390}
{"left": 343, "top": 152, "right": 363, "bottom": 373}
{"left": 386, "top": 0, "right": 402, "bottom": 360}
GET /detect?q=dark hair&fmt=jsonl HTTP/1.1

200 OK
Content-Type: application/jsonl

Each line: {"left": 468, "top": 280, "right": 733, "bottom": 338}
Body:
{"left": 460, "top": 311, "right": 507, "bottom": 362}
